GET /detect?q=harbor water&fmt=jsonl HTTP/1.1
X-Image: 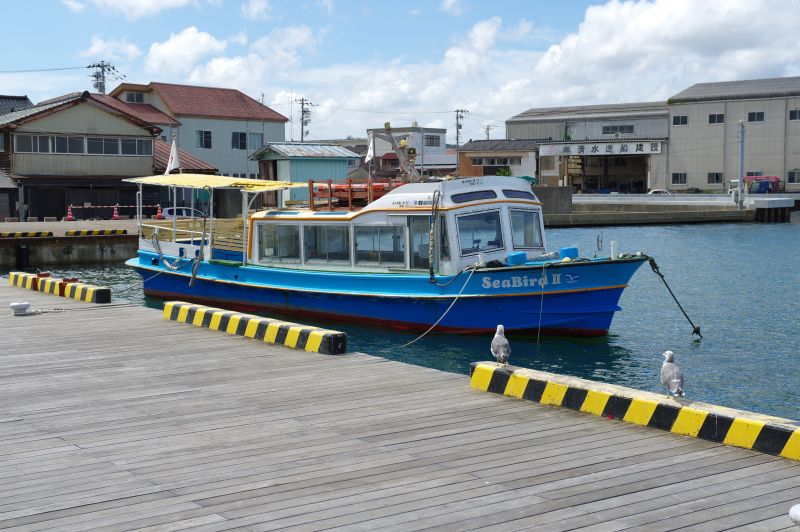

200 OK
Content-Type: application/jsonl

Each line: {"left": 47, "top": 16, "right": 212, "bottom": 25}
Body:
{"left": 6, "top": 219, "right": 799, "bottom": 421}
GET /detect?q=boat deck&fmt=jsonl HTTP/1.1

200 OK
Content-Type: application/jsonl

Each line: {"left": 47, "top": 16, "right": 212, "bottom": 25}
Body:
{"left": 1, "top": 283, "right": 798, "bottom": 530}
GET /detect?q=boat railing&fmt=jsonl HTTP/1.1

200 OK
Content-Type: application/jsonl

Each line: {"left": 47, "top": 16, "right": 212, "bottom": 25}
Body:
{"left": 141, "top": 218, "right": 245, "bottom": 252}
{"left": 308, "top": 178, "right": 405, "bottom": 211}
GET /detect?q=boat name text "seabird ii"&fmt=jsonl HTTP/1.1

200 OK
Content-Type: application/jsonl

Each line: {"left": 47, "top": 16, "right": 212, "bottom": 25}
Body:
{"left": 481, "top": 273, "right": 564, "bottom": 289}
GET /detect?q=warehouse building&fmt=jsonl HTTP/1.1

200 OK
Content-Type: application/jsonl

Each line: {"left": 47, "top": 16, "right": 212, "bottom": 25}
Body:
{"left": 505, "top": 76, "right": 800, "bottom": 193}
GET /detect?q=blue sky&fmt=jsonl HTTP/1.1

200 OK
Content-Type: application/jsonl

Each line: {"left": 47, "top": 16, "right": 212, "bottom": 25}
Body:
{"left": 2, "top": 0, "right": 798, "bottom": 142}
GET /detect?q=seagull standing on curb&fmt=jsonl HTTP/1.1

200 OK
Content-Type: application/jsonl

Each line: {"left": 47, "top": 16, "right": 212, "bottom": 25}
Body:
{"left": 661, "top": 350, "right": 685, "bottom": 397}
{"left": 491, "top": 325, "right": 510, "bottom": 366}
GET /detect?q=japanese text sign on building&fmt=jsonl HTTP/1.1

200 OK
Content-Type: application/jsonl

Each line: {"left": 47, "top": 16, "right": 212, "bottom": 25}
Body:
{"left": 539, "top": 141, "right": 662, "bottom": 157}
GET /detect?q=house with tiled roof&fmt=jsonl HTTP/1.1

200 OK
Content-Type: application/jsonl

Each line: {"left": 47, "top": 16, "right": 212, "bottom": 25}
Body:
{"left": 0, "top": 91, "right": 164, "bottom": 220}
{"left": 457, "top": 139, "right": 541, "bottom": 181}
{"left": 108, "top": 82, "right": 288, "bottom": 180}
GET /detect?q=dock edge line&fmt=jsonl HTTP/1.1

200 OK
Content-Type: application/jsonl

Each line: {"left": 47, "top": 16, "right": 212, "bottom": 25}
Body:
{"left": 470, "top": 362, "right": 800, "bottom": 461}
{"left": 162, "top": 301, "right": 347, "bottom": 355}
{"left": 65, "top": 229, "right": 128, "bottom": 236}
{"left": 8, "top": 272, "right": 111, "bottom": 304}
{"left": 0, "top": 231, "right": 53, "bottom": 238}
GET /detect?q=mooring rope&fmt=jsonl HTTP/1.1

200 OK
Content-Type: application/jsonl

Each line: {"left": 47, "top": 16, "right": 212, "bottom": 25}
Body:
{"left": 399, "top": 266, "right": 477, "bottom": 348}
{"left": 648, "top": 257, "right": 702, "bottom": 338}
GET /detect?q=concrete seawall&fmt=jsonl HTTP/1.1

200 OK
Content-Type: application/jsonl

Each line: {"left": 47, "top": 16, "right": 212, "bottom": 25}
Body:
{"left": 0, "top": 235, "right": 137, "bottom": 268}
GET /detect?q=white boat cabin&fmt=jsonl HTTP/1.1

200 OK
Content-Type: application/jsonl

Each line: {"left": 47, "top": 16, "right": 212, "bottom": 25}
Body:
{"left": 249, "top": 176, "right": 546, "bottom": 275}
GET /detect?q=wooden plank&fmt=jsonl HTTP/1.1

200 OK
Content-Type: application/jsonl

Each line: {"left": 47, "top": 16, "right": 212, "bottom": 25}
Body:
{"left": 1, "top": 282, "right": 799, "bottom": 529}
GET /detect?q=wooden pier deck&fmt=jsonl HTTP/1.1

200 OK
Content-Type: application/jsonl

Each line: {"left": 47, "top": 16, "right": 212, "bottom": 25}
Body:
{"left": 1, "top": 283, "right": 799, "bottom": 531}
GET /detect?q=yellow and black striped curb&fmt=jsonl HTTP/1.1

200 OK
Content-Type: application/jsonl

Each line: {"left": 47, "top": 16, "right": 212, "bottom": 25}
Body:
{"left": 61, "top": 282, "right": 112, "bottom": 303}
{"left": 470, "top": 362, "right": 800, "bottom": 461}
{"left": 0, "top": 231, "right": 53, "bottom": 238}
{"left": 8, "top": 272, "right": 111, "bottom": 304}
{"left": 9, "top": 271, "right": 39, "bottom": 290}
{"left": 65, "top": 229, "right": 128, "bottom": 236}
{"left": 163, "top": 301, "right": 347, "bottom": 355}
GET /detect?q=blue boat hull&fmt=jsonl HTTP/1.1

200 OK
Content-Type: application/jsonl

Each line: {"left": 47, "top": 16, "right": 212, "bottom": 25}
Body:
{"left": 127, "top": 251, "right": 647, "bottom": 335}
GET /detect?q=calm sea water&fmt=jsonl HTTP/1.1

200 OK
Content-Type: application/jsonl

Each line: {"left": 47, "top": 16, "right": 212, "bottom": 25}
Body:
{"left": 6, "top": 217, "right": 799, "bottom": 420}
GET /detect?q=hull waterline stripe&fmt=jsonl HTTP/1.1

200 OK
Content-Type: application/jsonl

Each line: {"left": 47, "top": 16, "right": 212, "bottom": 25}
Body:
{"left": 470, "top": 362, "right": 800, "bottom": 462}
{"left": 130, "top": 262, "right": 630, "bottom": 300}
{"left": 162, "top": 301, "right": 346, "bottom": 355}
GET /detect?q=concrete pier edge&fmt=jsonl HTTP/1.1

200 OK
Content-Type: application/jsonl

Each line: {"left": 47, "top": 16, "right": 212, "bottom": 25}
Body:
{"left": 470, "top": 361, "right": 800, "bottom": 461}
{"left": 163, "top": 300, "right": 348, "bottom": 355}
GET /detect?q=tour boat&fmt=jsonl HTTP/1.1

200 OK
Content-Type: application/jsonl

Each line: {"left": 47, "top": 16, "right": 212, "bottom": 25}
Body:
{"left": 125, "top": 174, "right": 648, "bottom": 335}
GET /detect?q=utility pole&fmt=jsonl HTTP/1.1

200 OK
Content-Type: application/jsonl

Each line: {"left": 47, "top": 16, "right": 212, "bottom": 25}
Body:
{"left": 483, "top": 124, "right": 494, "bottom": 140}
{"left": 87, "top": 61, "right": 114, "bottom": 94}
{"left": 295, "top": 98, "right": 314, "bottom": 142}
{"left": 455, "top": 109, "right": 468, "bottom": 148}
{"left": 738, "top": 120, "right": 745, "bottom": 210}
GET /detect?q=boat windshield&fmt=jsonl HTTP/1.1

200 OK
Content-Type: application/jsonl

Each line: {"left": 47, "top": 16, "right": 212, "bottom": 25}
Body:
{"left": 457, "top": 211, "right": 504, "bottom": 256}
{"left": 510, "top": 209, "right": 543, "bottom": 249}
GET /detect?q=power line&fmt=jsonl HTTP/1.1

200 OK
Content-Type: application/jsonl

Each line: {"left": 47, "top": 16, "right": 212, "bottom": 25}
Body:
{"left": 0, "top": 66, "right": 87, "bottom": 74}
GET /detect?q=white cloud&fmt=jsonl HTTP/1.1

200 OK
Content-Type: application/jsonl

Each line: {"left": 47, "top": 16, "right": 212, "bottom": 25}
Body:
{"left": 408, "top": 8, "right": 422, "bottom": 16}
{"left": 80, "top": 37, "right": 142, "bottom": 62}
{"left": 440, "top": 0, "right": 464, "bottom": 15}
{"left": 113, "top": 0, "right": 800, "bottom": 142}
{"left": 315, "top": 0, "right": 333, "bottom": 14}
{"left": 89, "top": 0, "right": 209, "bottom": 20}
{"left": 230, "top": 32, "right": 248, "bottom": 46}
{"left": 249, "top": 26, "right": 321, "bottom": 70}
{"left": 241, "top": 0, "right": 270, "bottom": 20}
{"left": 61, "top": 0, "right": 87, "bottom": 12}
{"left": 145, "top": 27, "right": 227, "bottom": 76}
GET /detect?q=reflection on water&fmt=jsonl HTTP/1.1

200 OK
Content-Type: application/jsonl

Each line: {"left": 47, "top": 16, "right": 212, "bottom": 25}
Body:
{"left": 3, "top": 218, "right": 799, "bottom": 420}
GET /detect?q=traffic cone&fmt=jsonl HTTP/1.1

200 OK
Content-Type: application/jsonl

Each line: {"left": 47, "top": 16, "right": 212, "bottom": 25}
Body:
{"left": 155, "top": 204, "right": 165, "bottom": 220}
{"left": 112, "top": 204, "right": 120, "bottom": 221}
{"left": 65, "top": 204, "right": 75, "bottom": 221}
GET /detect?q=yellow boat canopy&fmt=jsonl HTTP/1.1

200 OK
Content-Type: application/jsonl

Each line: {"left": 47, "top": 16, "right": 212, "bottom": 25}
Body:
{"left": 124, "top": 173, "right": 305, "bottom": 193}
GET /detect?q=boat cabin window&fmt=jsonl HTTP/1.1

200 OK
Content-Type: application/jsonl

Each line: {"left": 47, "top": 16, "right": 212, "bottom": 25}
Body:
{"left": 503, "top": 189, "right": 535, "bottom": 200}
{"left": 408, "top": 216, "right": 430, "bottom": 269}
{"left": 304, "top": 225, "right": 350, "bottom": 263}
{"left": 355, "top": 226, "right": 405, "bottom": 265}
{"left": 509, "top": 209, "right": 543, "bottom": 249}
{"left": 456, "top": 210, "right": 503, "bottom": 256}
{"left": 450, "top": 190, "right": 497, "bottom": 204}
{"left": 259, "top": 224, "right": 300, "bottom": 260}
{"left": 439, "top": 214, "right": 450, "bottom": 261}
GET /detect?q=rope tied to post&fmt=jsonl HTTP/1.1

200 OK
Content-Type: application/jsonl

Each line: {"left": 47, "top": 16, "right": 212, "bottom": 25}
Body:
{"left": 648, "top": 257, "right": 702, "bottom": 339}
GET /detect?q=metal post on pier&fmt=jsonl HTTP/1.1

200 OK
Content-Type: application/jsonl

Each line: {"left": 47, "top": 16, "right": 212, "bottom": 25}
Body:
{"left": 738, "top": 120, "right": 745, "bottom": 210}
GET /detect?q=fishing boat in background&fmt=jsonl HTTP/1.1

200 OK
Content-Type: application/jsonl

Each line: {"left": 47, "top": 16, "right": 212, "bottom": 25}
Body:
{"left": 125, "top": 173, "right": 648, "bottom": 335}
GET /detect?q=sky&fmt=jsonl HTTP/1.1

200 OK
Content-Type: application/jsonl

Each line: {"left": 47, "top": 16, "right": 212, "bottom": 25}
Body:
{"left": 2, "top": 0, "right": 799, "bottom": 143}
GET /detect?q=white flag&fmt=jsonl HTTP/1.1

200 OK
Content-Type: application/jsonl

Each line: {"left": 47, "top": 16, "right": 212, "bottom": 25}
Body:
{"left": 364, "top": 131, "right": 375, "bottom": 163}
{"left": 165, "top": 137, "right": 181, "bottom": 174}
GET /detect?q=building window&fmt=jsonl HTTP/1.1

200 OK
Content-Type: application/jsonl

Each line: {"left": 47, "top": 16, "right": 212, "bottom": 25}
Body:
{"left": 672, "top": 115, "right": 688, "bottom": 126}
{"left": 708, "top": 114, "right": 725, "bottom": 124}
{"left": 707, "top": 172, "right": 724, "bottom": 184}
{"left": 424, "top": 135, "right": 441, "bottom": 147}
{"left": 790, "top": 109, "right": 799, "bottom": 121}
{"left": 196, "top": 130, "right": 212, "bottom": 149}
{"left": 671, "top": 172, "right": 687, "bottom": 185}
{"left": 746, "top": 171, "right": 763, "bottom": 177}
{"left": 602, "top": 124, "right": 634, "bottom": 134}
{"left": 747, "top": 111, "right": 765, "bottom": 123}
{"left": 231, "top": 132, "right": 247, "bottom": 150}
{"left": 125, "top": 92, "right": 144, "bottom": 103}
{"left": 539, "top": 156, "right": 555, "bottom": 171}
{"left": 0, "top": 134, "right": 4, "bottom": 152}
{"left": 788, "top": 170, "right": 799, "bottom": 183}
{"left": 249, "top": 132, "right": 263, "bottom": 150}
{"left": 471, "top": 158, "right": 483, "bottom": 166}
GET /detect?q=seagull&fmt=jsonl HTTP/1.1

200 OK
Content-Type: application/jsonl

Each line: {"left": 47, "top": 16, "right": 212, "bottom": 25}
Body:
{"left": 661, "top": 350, "right": 685, "bottom": 397}
{"left": 789, "top": 504, "right": 800, "bottom": 525}
{"left": 491, "top": 325, "right": 510, "bottom": 366}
